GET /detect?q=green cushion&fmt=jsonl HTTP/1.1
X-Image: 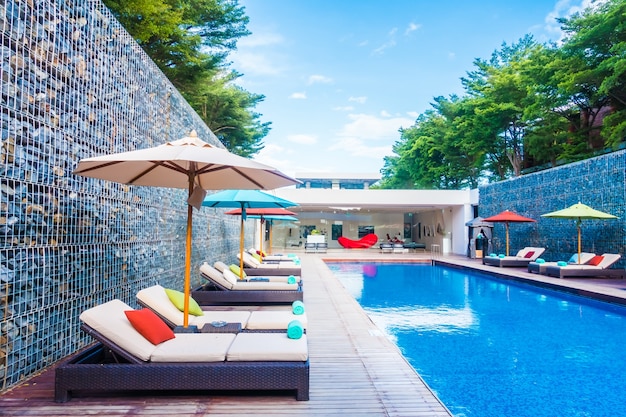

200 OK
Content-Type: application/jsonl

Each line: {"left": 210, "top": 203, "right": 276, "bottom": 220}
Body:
{"left": 229, "top": 264, "right": 246, "bottom": 279}
{"left": 164, "top": 288, "right": 203, "bottom": 316}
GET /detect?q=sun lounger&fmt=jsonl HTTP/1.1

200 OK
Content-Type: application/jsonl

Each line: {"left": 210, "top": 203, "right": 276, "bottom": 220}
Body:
{"left": 392, "top": 243, "right": 409, "bottom": 254}
{"left": 54, "top": 299, "right": 309, "bottom": 402}
{"left": 380, "top": 243, "right": 393, "bottom": 253}
{"left": 528, "top": 252, "right": 596, "bottom": 274}
{"left": 248, "top": 248, "right": 300, "bottom": 262}
{"left": 214, "top": 261, "right": 302, "bottom": 283}
{"left": 137, "top": 285, "right": 308, "bottom": 331}
{"left": 543, "top": 253, "right": 624, "bottom": 278}
{"left": 192, "top": 262, "right": 304, "bottom": 305}
{"left": 239, "top": 252, "right": 302, "bottom": 276}
{"left": 483, "top": 247, "right": 545, "bottom": 267}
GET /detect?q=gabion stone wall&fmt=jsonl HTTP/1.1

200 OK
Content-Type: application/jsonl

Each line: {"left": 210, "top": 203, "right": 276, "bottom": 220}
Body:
{"left": 479, "top": 151, "right": 626, "bottom": 265}
{"left": 0, "top": 0, "right": 246, "bottom": 391}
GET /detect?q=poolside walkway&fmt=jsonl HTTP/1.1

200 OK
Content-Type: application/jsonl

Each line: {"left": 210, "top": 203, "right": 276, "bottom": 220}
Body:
{"left": 2, "top": 249, "right": 625, "bottom": 416}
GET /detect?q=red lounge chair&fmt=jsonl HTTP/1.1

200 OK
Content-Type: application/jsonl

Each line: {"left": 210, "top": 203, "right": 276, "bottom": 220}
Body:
{"left": 337, "top": 233, "right": 378, "bottom": 249}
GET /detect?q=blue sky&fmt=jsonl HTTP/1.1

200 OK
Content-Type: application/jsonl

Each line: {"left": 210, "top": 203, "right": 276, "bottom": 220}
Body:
{"left": 232, "top": 0, "right": 597, "bottom": 178}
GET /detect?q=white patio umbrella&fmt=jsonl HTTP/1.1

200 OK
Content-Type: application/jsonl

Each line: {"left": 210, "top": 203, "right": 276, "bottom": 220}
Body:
{"left": 73, "top": 130, "right": 299, "bottom": 327}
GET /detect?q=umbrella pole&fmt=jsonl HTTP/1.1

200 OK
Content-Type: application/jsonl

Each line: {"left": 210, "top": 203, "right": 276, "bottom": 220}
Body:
{"left": 239, "top": 214, "right": 245, "bottom": 279}
{"left": 505, "top": 223, "right": 510, "bottom": 256}
{"left": 259, "top": 218, "right": 264, "bottom": 259}
{"left": 183, "top": 174, "right": 194, "bottom": 328}
{"left": 577, "top": 223, "right": 582, "bottom": 264}
{"left": 268, "top": 221, "right": 273, "bottom": 255}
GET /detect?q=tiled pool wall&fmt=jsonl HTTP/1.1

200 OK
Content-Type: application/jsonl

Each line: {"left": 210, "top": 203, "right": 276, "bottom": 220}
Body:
{"left": 0, "top": 0, "right": 245, "bottom": 390}
{"left": 479, "top": 152, "right": 626, "bottom": 266}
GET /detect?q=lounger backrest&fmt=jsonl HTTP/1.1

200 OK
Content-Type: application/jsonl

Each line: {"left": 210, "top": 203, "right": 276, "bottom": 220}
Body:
{"left": 239, "top": 252, "right": 261, "bottom": 267}
{"left": 137, "top": 284, "right": 194, "bottom": 327}
{"left": 598, "top": 253, "right": 621, "bottom": 269}
{"left": 222, "top": 268, "right": 241, "bottom": 286}
{"left": 79, "top": 299, "right": 156, "bottom": 362}
{"left": 569, "top": 252, "right": 596, "bottom": 264}
{"left": 200, "top": 262, "right": 234, "bottom": 290}
{"left": 514, "top": 247, "right": 545, "bottom": 260}
{"left": 213, "top": 261, "right": 228, "bottom": 273}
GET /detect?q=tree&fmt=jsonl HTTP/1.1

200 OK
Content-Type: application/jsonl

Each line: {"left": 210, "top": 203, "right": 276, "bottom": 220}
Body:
{"left": 558, "top": 0, "right": 626, "bottom": 150}
{"left": 104, "top": 0, "right": 268, "bottom": 156}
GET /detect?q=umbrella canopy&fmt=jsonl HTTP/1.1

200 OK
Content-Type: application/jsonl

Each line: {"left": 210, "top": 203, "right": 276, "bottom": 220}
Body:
{"left": 541, "top": 202, "right": 618, "bottom": 263}
{"left": 73, "top": 131, "right": 299, "bottom": 327}
{"left": 203, "top": 190, "right": 298, "bottom": 277}
{"left": 483, "top": 210, "right": 536, "bottom": 256}
{"left": 464, "top": 217, "right": 494, "bottom": 228}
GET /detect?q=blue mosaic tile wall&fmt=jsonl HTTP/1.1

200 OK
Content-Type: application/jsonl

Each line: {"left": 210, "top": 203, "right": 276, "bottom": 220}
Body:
{"left": 0, "top": 0, "right": 251, "bottom": 390}
{"left": 479, "top": 151, "right": 626, "bottom": 266}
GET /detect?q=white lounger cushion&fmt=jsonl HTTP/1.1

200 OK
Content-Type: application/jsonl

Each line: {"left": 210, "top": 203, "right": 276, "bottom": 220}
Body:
{"left": 246, "top": 310, "right": 308, "bottom": 330}
{"left": 202, "top": 262, "right": 235, "bottom": 289}
{"left": 221, "top": 268, "right": 300, "bottom": 291}
{"left": 136, "top": 285, "right": 251, "bottom": 327}
{"left": 227, "top": 333, "right": 308, "bottom": 362}
{"left": 214, "top": 261, "right": 301, "bottom": 283}
{"left": 138, "top": 284, "right": 304, "bottom": 330}
{"left": 151, "top": 333, "right": 236, "bottom": 362}
{"left": 239, "top": 252, "right": 300, "bottom": 270}
{"left": 80, "top": 299, "right": 156, "bottom": 362}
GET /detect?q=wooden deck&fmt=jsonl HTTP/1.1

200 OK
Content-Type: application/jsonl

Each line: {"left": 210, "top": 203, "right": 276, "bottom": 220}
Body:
{"left": 3, "top": 249, "right": 625, "bottom": 416}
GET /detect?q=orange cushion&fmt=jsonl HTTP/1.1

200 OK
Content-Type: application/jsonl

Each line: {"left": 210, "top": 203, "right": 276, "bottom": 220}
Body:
{"left": 524, "top": 251, "right": 535, "bottom": 259}
{"left": 587, "top": 255, "right": 604, "bottom": 266}
{"left": 125, "top": 309, "right": 175, "bottom": 345}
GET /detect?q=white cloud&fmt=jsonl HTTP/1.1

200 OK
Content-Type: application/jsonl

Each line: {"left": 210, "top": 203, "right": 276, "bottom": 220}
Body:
{"left": 290, "top": 92, "right": 307, "bottom": 99}
{"left": 238, "top": 31, "right": 284, "bottom": 48}
{"left": 287, "top": 134, "right": 317, "bottom": 145}
{"left": 253, "top": 143, "right": 299, "bottom": 178}
{"left": 230, "top": 30, "right": 287, "bottom": 77}
{"left": 308, "top": 74, "right": 333, "bottom": 84}
{"left": 372, "top": 39, "right": 397, "bottom": 55}
{"left": 328, "top": 137, "right": 393, "bottom": 159}
{"left": 543, "top": 0, "right": 608, "bottom": 43}
{"left": 405, "top": 22, "right": 421, "bottom": 35}
{"left": 338, "top": 113, "right": 414, "bottom": 140}
{"left": 231, "top": 51, "right": 284, "bottom": 76}
{"left": 348, "top": 96, "right": 367, "bottom": 104}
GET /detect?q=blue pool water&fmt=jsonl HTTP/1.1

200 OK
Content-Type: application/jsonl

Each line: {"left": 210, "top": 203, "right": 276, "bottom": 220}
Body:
{"left": 327, "top": 262, "right": 626, "bottom": 417}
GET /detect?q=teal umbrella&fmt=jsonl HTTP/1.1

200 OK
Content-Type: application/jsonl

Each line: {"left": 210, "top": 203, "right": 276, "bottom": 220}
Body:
{"left": 202, "top": 190, "right": 298, "bottom": 277}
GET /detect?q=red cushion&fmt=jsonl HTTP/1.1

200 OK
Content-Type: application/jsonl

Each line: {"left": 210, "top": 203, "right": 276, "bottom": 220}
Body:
{"left": 125, "top": 309, "right": 175, "bottom": 345}
{"left": 587, "top": 255, "right": 604, "bottom": 266}
{"left": 524, "top": 251, "right": 535, "bottom": 259}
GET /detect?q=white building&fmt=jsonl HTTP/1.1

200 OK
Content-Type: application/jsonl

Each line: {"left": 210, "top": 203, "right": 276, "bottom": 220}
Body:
{"left": 266, "top": 173, "right": 479, "bottom": 255}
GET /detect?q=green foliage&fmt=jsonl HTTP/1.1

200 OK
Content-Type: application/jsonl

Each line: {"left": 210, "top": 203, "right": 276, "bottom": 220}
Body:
{"left": 380, "top": 0, "right": 626, "bottom": 189}
{"left": 104, "top": 0, "right": 267, "bottom": 156}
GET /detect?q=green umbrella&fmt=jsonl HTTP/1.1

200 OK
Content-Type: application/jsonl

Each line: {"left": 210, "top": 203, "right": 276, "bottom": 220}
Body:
{"left": 541, "top": 202, "right": 618, "bottom": 263}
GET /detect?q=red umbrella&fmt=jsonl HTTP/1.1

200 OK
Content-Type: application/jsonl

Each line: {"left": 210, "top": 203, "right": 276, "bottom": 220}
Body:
{"left": 483, "top": 210, "right": 536, "bottom": 256}
{"left": 225, "top": 208, "right": 297, "bottom": 258}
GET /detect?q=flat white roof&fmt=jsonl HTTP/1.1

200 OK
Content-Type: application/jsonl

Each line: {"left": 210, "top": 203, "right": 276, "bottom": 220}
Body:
{"left": 295, "top": 172, "right": 382, "bottom": 181}
{"left": 274, "top": 188, "right": 477, "bottom": 213}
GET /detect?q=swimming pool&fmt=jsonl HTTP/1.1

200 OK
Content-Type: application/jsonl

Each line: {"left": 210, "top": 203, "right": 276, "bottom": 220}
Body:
{"left": 327, "top": 262, "right": 626, "bottom": 417}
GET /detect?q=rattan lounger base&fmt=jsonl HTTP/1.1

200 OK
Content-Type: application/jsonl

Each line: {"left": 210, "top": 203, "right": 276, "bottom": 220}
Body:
{"left": 543, "top": 265, "right": 625, "bottom": 279}
{"left": 192, "top": 284, "right": 303, "bottom": 305}
{"left": 55, "top": 344, "right": 310, "bottom": 402}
